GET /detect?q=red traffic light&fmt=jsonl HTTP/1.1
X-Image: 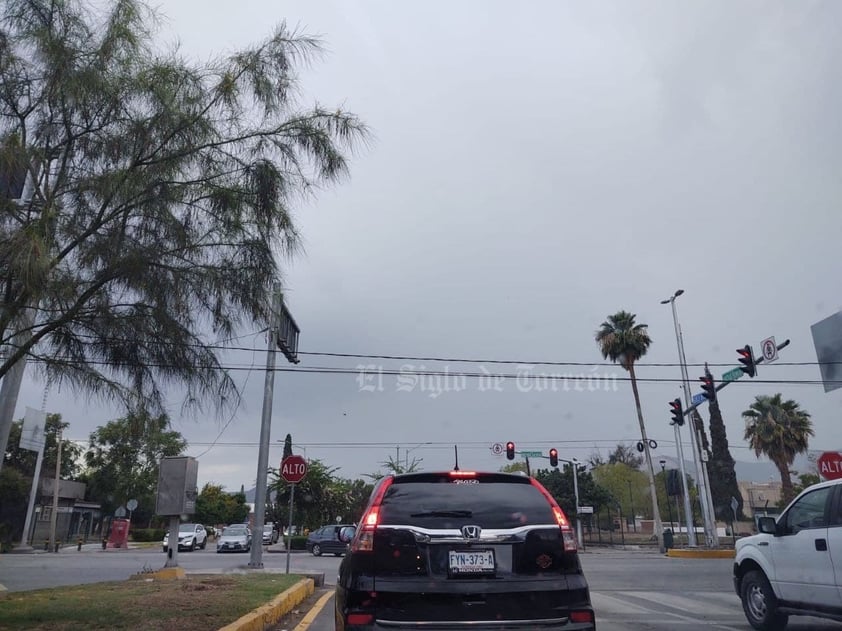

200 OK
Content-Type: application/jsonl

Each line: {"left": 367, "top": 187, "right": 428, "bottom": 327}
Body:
{"left": 699, "top": 372, "right": 716, "bottom": 402}
{"left": 737, "top": 345, "right": 756, "bottom": 378}
{"left": 549, "top": 448, "right": 558, "bottom": 467}
{"left": 669, "top": 398, "right": 684, "bottom": 426}
{"left": 506, "top": 441, "right": 516, "bottom": 460}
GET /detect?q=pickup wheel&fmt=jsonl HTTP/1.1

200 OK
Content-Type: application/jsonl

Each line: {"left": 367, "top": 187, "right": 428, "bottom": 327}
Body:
{"left": 740, "top": 570, "right": 789, "bottom": 631}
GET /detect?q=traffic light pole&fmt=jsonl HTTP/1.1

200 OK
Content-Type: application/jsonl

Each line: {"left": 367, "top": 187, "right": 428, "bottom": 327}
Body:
{"left": 667, "top": 297, "right": 712, "bottom": 547}
{"left": 681, "top": 339, "right": 791, "bottom": 418}
{"left": 249, "top": 288, "right": 282, "bottom": 569}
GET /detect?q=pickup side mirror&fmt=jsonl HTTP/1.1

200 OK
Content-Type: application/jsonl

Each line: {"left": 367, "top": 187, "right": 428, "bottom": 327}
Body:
{"left": 757, "top": 516, "right": 779, "bottom": 535}
{"left": 338, "top": 526, "right": 356, "bottom": 543}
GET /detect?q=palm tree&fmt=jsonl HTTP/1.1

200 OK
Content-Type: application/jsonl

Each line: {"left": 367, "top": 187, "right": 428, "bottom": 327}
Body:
{"left": 742, "top": 394, "right": 814, "bottom": 503}
{"left": 596, "top": 311, "right": 664, "bottom": 551}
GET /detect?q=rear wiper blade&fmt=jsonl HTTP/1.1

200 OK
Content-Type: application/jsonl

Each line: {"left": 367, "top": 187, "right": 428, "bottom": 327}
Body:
{"left": 409, "top": 510, "right": 473, "bottom": 518}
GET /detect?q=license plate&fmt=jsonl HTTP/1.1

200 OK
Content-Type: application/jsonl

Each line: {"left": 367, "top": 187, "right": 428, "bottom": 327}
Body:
{"left": 448, "top": 549, "right": 495, "bottom": 575}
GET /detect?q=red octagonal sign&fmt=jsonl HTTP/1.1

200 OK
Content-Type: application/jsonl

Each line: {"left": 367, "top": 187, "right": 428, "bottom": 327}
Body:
{"left": 817, "top": 451, "right": 842, "bottom": 481}
{"left": 281, "top": 455, "right": 308, "bottom": 484}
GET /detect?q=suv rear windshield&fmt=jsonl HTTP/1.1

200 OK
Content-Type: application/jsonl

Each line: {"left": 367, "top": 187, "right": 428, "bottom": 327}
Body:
{"left": 379, "top": 473, "right": 556, "bottom": 529}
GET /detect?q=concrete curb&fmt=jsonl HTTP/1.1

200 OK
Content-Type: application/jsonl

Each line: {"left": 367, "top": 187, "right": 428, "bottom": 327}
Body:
{"left": 667, "top": 548, "right": 735, "bottom": 559}
{"left": 0, "top": 583, "right": 7, "bottom": 599}
{"left": 217, "top": 578, "right": 315, "bottom": 631}
{"left": 131, "top": 567, "right": 186, "bottom": 581}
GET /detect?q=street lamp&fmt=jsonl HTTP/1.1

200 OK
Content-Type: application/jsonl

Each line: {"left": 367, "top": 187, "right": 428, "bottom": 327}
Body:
{"left": 661, "top": 289, "right": 716, "bottom": 547}
{"left": 404, "top": 442, "right": 431, "bottom": 469}
{"left": 560, "top": 457, "right": 584, "bottom": 550}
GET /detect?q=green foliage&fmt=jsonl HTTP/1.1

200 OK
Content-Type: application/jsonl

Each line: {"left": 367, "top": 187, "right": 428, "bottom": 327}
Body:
{"left": 3, "top": 414, "right": 82, "bottom": 480}
{"left": 364, "top": 455, "right": 423, "bottom": 481}
{"left": 80, "top": 410, "right": 186, "bottom": 525}
{"left": 196, "top": 483, "right": 249, "bottom": 526}
{"left": 743, "top": 394, "right": 814, "bottom": 503}
{"left": 283, "top": 535, "right": 308, "bottom": 550}
{"left": 595, "top": 311, "right": 652, "bottom": 370}
{"left": 0, "top": 0, "right": 368, "bottom": 422}
{"left": 0, "top": 466, "right": 29, "bottom": 548}
{"left": 130, "top": 528, "right": 166, "bottom": 542}
{"left": 607, "top": 444, "right": 643, "bottom": 469}
{"left": 592, "top": 463, "right": 649, "bottom": 517}
{"left": 499, "top": 462, "right": 528, "bottom": 474}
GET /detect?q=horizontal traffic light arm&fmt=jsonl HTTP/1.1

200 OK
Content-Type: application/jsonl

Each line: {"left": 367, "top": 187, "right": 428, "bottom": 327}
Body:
{"left": 681, "top": 338, "right": 790, "bottom": 418}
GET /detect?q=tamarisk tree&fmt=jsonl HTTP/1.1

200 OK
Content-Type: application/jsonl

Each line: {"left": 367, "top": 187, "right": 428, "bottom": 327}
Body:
{"left": 0, "top": 0, "right": 368, "bottom": 460}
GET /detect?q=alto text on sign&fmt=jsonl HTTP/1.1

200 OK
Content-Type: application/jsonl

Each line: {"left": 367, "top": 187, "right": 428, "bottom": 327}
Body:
{"left": 281, "top": 455, "right": 308, "bottom": 484}
{"left": 817, "top": 451, "right": 842, "bottom": 481}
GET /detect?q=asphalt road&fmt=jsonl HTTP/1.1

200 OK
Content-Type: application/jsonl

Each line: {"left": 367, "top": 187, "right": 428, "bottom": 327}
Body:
{"left": 3, "top": 546, "right": 840, "bottom": 630}
{"left": 300, "top": 550, "right": 841, "bottom": 631}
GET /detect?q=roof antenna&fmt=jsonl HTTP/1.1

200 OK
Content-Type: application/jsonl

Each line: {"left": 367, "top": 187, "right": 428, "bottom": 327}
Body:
{"left": 453, "top": 445, "right": 459, "bottom": 471}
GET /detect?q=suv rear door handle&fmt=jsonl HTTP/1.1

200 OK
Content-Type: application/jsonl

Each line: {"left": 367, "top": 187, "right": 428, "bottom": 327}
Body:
{"left": 815, "top": 538, "right": 828, "bottom": 551}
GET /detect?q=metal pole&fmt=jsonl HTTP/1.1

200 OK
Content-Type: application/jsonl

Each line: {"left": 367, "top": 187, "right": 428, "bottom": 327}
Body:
{"left": 661, "top": 464, "right": 674, "bottom": 531}
{"left": 669, "top": 296, "right": 709, "bottom": 546}
{"left": 49, "top": 426, "right": 62, "bottom": 551}
{"left": 19, "top": 440, "right": 45, "bottom": 548}
{"left": 571, "top": 461, "right": 582, "bottom": 550}
{"left": 285, "top": 484, "right": 295, "bottom": 574}
{"left": 0, "top": 311, "right": 34, "bottom": 474}
{"left": 249, "top": 287, "right": 282, "bottom": 569}
{"left": 627, "top": 479, "right": 636, "bottom": 532}
{"left": 164, "top": 516, "right": 179, "bottom": 567}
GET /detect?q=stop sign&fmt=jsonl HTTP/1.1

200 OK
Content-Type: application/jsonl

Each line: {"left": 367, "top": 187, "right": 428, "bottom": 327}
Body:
{"left": 281, "top": 455, "right": 308, "bottom": 484}
{"left": 817, "top": 451, "right": 842, "bottom": 481}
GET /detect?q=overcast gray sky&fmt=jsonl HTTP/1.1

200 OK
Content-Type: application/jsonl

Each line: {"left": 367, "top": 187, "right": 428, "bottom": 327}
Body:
{"left": 14, "top": 0, "right": 842, "bottom": 492}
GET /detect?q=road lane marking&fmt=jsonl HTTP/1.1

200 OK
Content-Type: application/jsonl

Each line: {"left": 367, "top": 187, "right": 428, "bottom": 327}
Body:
{"left": 293, "top": 590, "right": 334, "bottom": 631}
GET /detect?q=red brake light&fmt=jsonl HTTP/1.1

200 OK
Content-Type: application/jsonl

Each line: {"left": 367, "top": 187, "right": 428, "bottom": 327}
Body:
{"left": 449, "top": 470, "right": 477, "bottom": 477}
{"left": 346, "top": 613, "right": 374, "bottom": 625}
{"left": 530, "top": 478, "right": 578, "bottom": 552}
{"left": 350, "top": 476, "right": 394, "bottom": 553}
{"left": 570, "top": 610, "right": 594, "bottom": 624}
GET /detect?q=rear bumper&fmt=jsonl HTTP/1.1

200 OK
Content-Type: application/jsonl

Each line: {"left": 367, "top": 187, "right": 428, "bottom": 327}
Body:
{"left": 371, "top": 618, "right": 594, "bottom": 630}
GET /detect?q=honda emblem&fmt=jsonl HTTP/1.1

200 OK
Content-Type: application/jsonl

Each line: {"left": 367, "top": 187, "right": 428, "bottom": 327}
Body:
{"left": 461, "top": 525, "right": 481, "bottom": 540}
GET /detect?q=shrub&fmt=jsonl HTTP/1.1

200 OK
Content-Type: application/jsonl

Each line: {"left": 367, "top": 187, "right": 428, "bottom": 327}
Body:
{"left": 131, "top": 528, "right": 166, "bottom": 542}
{"left": 283, "top": 535, "right": 308, "bottom": 550}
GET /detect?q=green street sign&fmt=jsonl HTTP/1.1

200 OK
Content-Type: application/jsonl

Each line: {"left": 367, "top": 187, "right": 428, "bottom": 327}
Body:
{"left": 722, "top": 367, "right": 743, "bottom": 383}
{"left": 521, "top": 450, "right": 543, "bottom": 457}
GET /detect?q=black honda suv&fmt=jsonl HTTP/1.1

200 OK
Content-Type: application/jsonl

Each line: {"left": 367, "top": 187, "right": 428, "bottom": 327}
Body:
{"left": 335, "top": 470, "right": 595, "bottom": 630}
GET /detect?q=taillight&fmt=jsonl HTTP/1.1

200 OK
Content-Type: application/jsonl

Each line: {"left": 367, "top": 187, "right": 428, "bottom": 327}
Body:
{"left": 570, "top": 610, "right": 594, "bottom": 624}
{"left": 346, "top": 612, "right": 374, "bottom": 625}
{"left": 530, "top": 478, "right": 578, "bottom": 552}
{"left": 350, "top": 476, "right": 394, "bottom": 553}
{"left": 448, "top": 470, "right": 477, "bottom": 477}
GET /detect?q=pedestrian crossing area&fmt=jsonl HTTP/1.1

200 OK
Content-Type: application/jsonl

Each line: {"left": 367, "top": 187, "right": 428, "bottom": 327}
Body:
{"left": 591, "top": 590, "right": 840, "bottom": 630}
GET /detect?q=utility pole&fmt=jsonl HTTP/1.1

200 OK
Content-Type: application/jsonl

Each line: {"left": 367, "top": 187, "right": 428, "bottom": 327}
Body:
{"left": 249, "top": 288, "right": 281, "bottom": 569}
{"left": 0, "top": 168, "right": 37, "bottom": 475}
{"left": 49, "top": 426, "right": 62, "bottom": 552}
{"left": 249, "top": 286, "right": 300, "bottom": 569}
{"left": 661, "top": 290, "right": 714, "bottom": 547}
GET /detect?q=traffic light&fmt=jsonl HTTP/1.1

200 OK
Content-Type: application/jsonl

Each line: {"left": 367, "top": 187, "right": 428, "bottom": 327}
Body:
{"left": 549, "top": 448, "right": 558, "bottom": 467}
{"left": 506, "top": 441, "right": 515, "bottom": 460}
{"left": 700, "top": 370, "right": 716, "bottom": 402}
{"left": 737, "top": 344, "right": 756, "bottom": 378}
{"left": 669, "top": 398, "right": 684, "bottom": 426}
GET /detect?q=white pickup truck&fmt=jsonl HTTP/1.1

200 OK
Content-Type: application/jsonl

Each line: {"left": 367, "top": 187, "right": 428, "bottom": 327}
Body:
{"left": 733, "top": 477, "right": 842, "bottom": 630}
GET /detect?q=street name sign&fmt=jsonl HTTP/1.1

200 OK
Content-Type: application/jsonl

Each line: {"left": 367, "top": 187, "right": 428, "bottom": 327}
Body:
{"left": 578, "top": 506, "right": 594, "bottom": 514}
{"left": 722, "top": 368, "right": 743, "bottom": 383}
{"left": 521, "top": 451, "right": 543, "bottom": 457}
{"left": 692, "top": 393, "right": 706, "bottom": 406}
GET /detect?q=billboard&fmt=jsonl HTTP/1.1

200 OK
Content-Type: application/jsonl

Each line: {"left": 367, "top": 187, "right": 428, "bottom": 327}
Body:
{"left": 811, "top": 311, "right": 842, "bottom": 393}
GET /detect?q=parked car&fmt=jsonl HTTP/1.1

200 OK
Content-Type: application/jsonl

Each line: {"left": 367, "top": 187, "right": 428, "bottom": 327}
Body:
{"left": 216, "top": 524, "right": 252, "bottom": 553}
{"left": 733, "top": 477, "right": 842, "bottom": 630}
{"left": 305, "top": 524, "right": 355, "bottom": 556}
{"left": 162, "top": 523, "right": 207, "bottom": 552}
{"left": 262, "top": 522, "right": 279, "bottom": 545}
{"left": 335, "top": 470, "right": 594, "bottom": 630}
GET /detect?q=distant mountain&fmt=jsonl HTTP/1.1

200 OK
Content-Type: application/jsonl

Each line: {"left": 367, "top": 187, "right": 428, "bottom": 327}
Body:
{"left": 653, "top": 453, "right": 816, "bottom": 484}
